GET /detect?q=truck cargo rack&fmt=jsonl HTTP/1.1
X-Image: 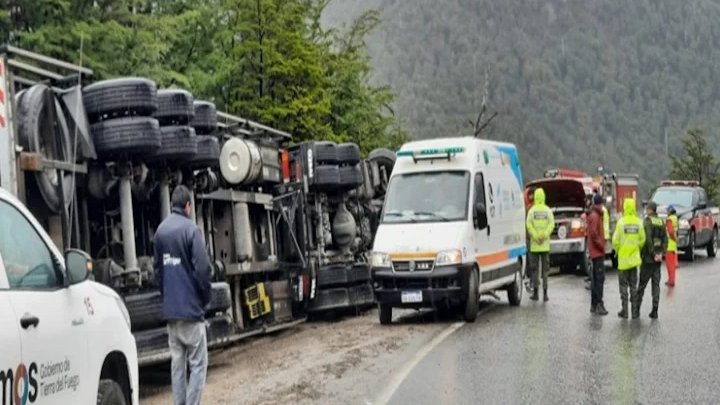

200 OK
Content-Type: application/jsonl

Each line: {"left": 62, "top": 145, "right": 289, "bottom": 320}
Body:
{"left": 217, "top": 111, "right": 292, "bottom": 144}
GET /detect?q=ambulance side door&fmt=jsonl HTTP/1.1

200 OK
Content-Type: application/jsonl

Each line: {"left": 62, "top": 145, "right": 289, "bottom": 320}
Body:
{"left": 0, "top": 291, "right": 22, "bottom": 405}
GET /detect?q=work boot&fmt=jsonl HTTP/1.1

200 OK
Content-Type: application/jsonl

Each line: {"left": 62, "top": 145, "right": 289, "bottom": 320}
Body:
{"left": 531, "top": 289, "right": 539, "bottom": 301}
{"left": 596, "top": 303, "right": 609, "bottom": 316}
{"left": 665, "top": 282, "right": 674, "bottom": 287}
{"left": 543, "top": 289, "right": 549, "bottom": 302}
{"left": 649, "top": 305, "right": 658, "bottom": 319}
{"left": 631, "top": 300, "right": 640, "bottom": 319}
{"left": 618, "top": 301, "right": 628, "bottom": 319}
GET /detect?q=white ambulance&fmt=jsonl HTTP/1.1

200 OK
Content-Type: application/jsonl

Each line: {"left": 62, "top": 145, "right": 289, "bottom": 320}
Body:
{"left": 371, "top": 137, "right": 527, "bottom": 324}
{"left": 0, "top": 187, "right": 138, "bottom": 405}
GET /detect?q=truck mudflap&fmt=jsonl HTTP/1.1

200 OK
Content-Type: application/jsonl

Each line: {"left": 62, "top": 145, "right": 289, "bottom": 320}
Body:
{"left": 136, "top": 315, "right": 306, "bottom": 367}
{"left": 307, "top": 262, "right": 374, "bottom": 312}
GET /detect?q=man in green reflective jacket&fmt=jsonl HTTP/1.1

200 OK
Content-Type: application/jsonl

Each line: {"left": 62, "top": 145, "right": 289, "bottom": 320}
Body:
{"left": 636, "top": 201, "right": 667, "bottom": 319}
{"left": 611, "top": 198, "right": 646, "bottom": 319}
{"left": 526, "top": 188, "right": 555, "bottom": 302}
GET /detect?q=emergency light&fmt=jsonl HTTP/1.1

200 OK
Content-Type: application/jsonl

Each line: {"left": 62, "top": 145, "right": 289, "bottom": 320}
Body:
{"left": 397, "top": 146, "right": 465, "bottom": 162}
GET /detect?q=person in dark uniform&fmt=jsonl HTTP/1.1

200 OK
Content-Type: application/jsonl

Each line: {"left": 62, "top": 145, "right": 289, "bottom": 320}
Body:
{"left": 635, "top": 201, "right": 667, "bottom": 319}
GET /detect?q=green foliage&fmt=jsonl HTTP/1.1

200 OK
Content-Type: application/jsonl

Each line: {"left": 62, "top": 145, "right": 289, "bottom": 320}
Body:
{"left": 0, "top": 0, "right": 406, "bottom": 154}
{"left": 322, "top": 0, "right": 720, "bottom": 191}
{"left": 669, "top": 128, "right": 720, "bottom": 202}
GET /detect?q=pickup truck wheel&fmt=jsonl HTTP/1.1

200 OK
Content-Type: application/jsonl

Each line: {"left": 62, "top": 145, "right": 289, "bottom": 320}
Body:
{"left": 97, "top": 379, "right": 127, "bottom": 405}
{"left": 707, "top": 228, "right": 717, "bottom": 258}
{"left": 506, "top": 261, "right": 523, "bottom": 306}
{"left": 378, "top": 304, "right": 392, "bottom": 325}
{"left": 577, "top": 248, "right": 592, "bottom": 277}
{"left": 683, "top": 230, "right": 696, "bottom": 262}
{"left": 463, "top": 269, "right": 479, "bottom": 322}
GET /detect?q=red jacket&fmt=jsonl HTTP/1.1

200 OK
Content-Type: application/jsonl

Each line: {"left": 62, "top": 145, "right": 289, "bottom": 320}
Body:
{"left": 587, "top": 207, "right": 605, "bottom": 259}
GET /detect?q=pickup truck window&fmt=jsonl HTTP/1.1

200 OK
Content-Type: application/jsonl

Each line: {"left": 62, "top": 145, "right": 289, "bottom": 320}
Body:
{"left": 651, "top": 188, "right": 694, "bottom": 208}
{"left": 0, "top": 200, "right": 59, "bottom": 289}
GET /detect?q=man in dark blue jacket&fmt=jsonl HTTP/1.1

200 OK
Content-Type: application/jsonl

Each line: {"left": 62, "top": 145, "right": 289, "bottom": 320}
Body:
{"left": 154, "top": 185, "right": 212, "bottom": 405}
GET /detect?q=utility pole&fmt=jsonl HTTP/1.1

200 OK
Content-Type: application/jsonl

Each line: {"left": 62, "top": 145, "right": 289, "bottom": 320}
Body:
{"left": 665, "top": 128, "right": 668, "bottom": 156}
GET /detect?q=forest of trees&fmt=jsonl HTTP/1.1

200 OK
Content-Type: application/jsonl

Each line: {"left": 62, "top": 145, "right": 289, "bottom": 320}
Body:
{"left": 0, "top": 0, "right": 406, "bottom": 154}
{"left": 323, "top": 0, "right": 720, "bottom": 193}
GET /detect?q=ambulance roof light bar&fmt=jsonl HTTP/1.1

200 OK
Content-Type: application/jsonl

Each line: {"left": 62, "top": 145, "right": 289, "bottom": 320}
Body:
{"left": 396, "top": 146, "right": 465, "bottom": 163}
{"left": 660, "top": 179, "right": 700, "bottom": 187}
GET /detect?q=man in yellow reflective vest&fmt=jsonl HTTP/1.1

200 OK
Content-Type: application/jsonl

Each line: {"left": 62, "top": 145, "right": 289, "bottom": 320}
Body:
{"left": 526, "top": 188, "right": 555, "bottom": 302}
{"left": 665, "top": 205, "right": 678, "bottom": 287}
{"left": 636, "top": 201, "right": 667, "bottom": 319}
{"left": 611, "top": 198, "right": 646, "bottom": 319}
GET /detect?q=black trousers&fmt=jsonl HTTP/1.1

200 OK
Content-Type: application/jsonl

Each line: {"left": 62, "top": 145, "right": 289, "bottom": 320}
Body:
{"left": 590, "top": 257, "right": 605, "bottom": 307}
{"left": 638, "top": 262, "right": 661, "bottom": 308}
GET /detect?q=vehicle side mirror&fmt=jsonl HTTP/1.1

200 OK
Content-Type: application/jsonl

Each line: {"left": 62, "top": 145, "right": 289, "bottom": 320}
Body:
{"left": 474, "top": 203, "right": 488, "bottom": 230}
{"left": 65, "top": 249, "right": 93, "bottom": 285}
{"left": 698, "top": 202, "right": 707, "bottom": 209}
{"left": 641, "top": 199, "right": 648, "bottom": 207}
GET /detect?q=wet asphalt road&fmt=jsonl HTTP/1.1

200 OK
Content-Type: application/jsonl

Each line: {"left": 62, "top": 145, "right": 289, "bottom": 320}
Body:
{"left": 385, "top": 255, "right": 720, "bottom": 405}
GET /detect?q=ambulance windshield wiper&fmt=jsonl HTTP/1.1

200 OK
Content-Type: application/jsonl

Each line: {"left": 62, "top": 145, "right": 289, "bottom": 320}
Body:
{"left": 413, "top": 211, "right": 450, "bottom": 221}
{"left": 383, "top": 211, "right": 419, "bottom": 222}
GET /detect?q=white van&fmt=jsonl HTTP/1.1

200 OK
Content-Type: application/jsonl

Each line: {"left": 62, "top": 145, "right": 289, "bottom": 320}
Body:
{"left": 0, "top": 187, "right": 139, "bottom": 405}
{"left": 371, "top": 137, "right": 527, "bottom": 324}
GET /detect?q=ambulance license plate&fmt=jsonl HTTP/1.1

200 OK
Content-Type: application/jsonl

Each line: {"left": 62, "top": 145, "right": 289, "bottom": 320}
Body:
{"left": 401, "top": 290, "right": 423, "bottom": 303}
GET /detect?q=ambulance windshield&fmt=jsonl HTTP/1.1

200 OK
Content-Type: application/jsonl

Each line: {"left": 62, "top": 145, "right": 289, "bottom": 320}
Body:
{"left": 382, "top": 170, "right": 470, "bottom": 223}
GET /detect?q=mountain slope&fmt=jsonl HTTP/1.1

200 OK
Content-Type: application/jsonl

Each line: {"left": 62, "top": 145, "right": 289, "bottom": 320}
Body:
{"left": 323, "top": 0, "right": 720, "bottom": 191}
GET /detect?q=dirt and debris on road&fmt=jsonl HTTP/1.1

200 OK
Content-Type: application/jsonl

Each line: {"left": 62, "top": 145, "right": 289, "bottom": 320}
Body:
{"left": 140, "top": 310, "right": 452, "bottom": 405}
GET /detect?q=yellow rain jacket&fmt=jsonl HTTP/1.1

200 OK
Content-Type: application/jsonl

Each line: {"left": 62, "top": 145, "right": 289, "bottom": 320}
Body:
{"left": 602, "top": 206, "right": 610, "bottom": 240}
{"left": 526, "top": 188, "right": 555, "bottom": 253}
{"left": 611, "top": 198, "right": 646, "bottom": 270}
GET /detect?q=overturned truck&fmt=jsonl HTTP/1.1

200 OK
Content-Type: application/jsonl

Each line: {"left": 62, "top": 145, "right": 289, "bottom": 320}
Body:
{"left": 0, "top": 45, "right": 394, "bottom": 366}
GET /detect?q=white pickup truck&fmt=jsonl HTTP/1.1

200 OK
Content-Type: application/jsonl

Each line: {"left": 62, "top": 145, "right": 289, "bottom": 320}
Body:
{"left": 0, "top": 187, "right": 138, "bottom": 405}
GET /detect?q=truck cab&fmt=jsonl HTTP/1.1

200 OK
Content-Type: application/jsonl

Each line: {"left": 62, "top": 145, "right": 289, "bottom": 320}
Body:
{"left": 0, "top": 187, "right": 138, "bottom": 405}
{"left": 371, "top": 137, "right": 526, "bottom": 324}
{"left": 649, "top": 180, "right": 718, "bottom": 261}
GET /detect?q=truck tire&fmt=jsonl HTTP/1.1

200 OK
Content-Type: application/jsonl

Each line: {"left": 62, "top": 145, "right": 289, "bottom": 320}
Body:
{"left": 83, "top": 77, "right": 158, "bottom": 122}
{"left": 97, "top": 379, "right": 127, "bottom": 405}
{"left": 190, "top": 100, "right": 217, "bottom": 134}
{"left": 145, "top": 125, "right": 198, "bottom": 164}
{"left": 707, "top": 227, "right": 717, "bottom": 258}
{"left": 312, "top": 165, "right": 340, "bottom": 189}
{"left": 313, "top": 141, "right": 338, "bottom": 164}
{"left": 16, "top": 83, "right": 74, "bottom": 214}
{"left": 350, "top": 263, "right": 371, "bottom": 283}
{"left": 134, "top": 327, "right": 167, "bottom": 353}
{"left": 338, "top": 164, "right": 364, "bottom": 189}
{"left": 189, "top": 135, "right": 220, "bottom": 168}
{"left": 337, "top": 143, "right": 361, "bottom": 165}
{"left": 90, "top": 116, "right": 161, "bottom": 158}
{"left": 155, "top": 89, "right": 195, "bottom": 125}
{"left": 316, "top": 263, "right": 350, "bottom": 288}
{"left": 367, "top": 148, "right": 396, "bottom": 194}
{"left": 578, "top": 247, "right": 591, "bottom": 276}
{"left": 125, "top": 283, "right": 231, "bottom": 330}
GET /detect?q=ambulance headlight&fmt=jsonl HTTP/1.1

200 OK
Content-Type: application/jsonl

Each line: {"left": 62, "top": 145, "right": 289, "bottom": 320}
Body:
{"left": 435, "top": 250, "right": 462, "bottom": 266}
{"left": 371, "top": 252, "right": 391, "bottom": 268}
{"left": 115, "top": 296, "right": 131, "bottom": 330}
{"left": 679, "top": 219, "right": 690, "bottom": 230}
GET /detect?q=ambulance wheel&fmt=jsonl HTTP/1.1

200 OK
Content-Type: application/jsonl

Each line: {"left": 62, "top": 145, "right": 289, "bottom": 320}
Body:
{"left": 463, "top": 268, "right": 479, "bottom": 322}
{"left": 378, "top": 304, "right": 392, "bottom": 325}
{"left": 97, "top": 379, "right": 127, "bottom": 405}
{"left": 707, "top": 227, "right": 717, "bottom": 258}
{"left": 683, "top": 230, "right": 696, "bottom": 262}
{"left": 507, "top": 261, "right": 523, "bottom": 306}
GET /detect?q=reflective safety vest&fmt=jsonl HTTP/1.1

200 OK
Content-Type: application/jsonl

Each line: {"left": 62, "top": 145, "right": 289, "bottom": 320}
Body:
{"left": 648, "top": 216, "right": 665, "bottom": 253}
{"left": 612, "top": 217, "right": 646, "bottom": 270}
{"left": 667, "top": 214, "right": 678, "bottom": 252}
{"left": 602, "top": 206, "right": 610, "bottom": 240}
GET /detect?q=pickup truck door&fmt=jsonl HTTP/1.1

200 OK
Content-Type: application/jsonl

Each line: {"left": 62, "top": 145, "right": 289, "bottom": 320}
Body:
{"left": 0, "top": 293, "right": 23, "bottom": 405}
{"left": 695, "top": 190, "right": 712, "bottom": 245}
{"left": 0, "top": 198, "right": 89, "bottom": 404}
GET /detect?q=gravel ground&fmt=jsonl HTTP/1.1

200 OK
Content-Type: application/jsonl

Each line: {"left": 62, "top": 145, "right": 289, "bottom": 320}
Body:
{"left": 140, "top": 309, "right": 453, "bottom": 405}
